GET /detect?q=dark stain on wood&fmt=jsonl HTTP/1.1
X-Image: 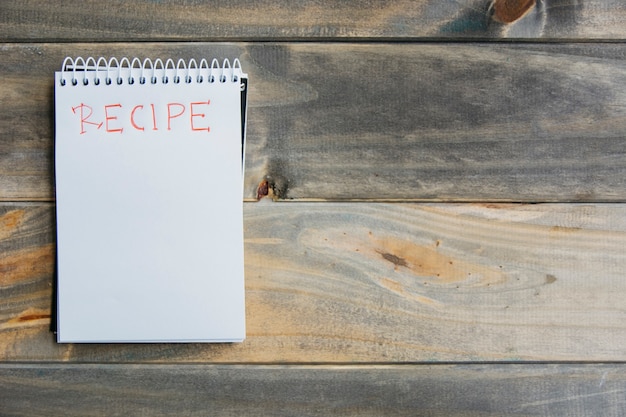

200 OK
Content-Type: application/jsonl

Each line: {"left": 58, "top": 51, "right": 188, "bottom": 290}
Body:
{"left": 268, "top": 175, "right": 289, "bottom": 200}
{"left": 545, "top": 274, "right": 557, "bottom": 284}
{"left": 491, "top": 0, "right": 537, "bottom": 24}
{"left": 379, "top": 251, "right": 408, "bottom": 268}
{"left": 18, "top": 313, "right": 51, "bottom": 322}
{"left": 255, "top": 175, "right": 290, "bottom": 200}
{"left": 257, "top": 179, "right": 269, "bottom": 200}
{"left": 4, "top": 308, "right": 52, "bottom": 330}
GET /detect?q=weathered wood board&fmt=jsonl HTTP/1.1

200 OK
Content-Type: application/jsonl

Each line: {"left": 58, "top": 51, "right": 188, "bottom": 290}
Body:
{"left": 2, "top": 0, "right": 626, "bottom": 41}
{"left": 245, "top": 42, "right": 626, "bottom": 201}
{"left": 2, "top": 202, "right": 625, "bottom": 362}
{"left": 2, "top": 363, "right": 625, "bottom": 417}
{"left": 2, "top": 43, "right": 626, "bottom": 201}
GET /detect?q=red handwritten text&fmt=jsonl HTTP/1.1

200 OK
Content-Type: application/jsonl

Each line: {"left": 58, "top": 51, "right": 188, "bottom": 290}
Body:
{"left": 70, "top": 100, "right": 211, "bottom": 135}
{"left": 72, "top": 103, "right": 104, "bottom": 134}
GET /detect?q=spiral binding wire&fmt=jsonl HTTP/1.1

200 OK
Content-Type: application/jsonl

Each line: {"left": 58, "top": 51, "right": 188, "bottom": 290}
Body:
{"left": 59, "top": 57, "right": 245, "bottom": 88}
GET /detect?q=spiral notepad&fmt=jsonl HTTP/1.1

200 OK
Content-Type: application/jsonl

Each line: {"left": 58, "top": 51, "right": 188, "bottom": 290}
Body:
{"left": 54, "top": 57, "right": 247, "bottom": 343}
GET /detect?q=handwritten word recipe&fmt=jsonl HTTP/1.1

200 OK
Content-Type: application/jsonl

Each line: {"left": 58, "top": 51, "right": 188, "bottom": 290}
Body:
{"left": 71, "top": 100, "right": 213, "bottom": 134}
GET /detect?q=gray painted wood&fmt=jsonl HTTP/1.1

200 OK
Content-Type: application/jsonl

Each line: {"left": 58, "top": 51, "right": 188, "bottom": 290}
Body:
{"left": 2, "top": 2, "right": 626, "bottom": 414}
{"left": 2, "top": 43, "right": 626, "bottom": 201}
{"left": 2, "top": 0, "right": 626, "bottom": 41}
{"left": 1, "top": 364, "right": 625, "bottom": 416}
{"left": 245, "top": 42, "right": 626, "bottom": 201}
{"left": 2, "top": 202, "right": 625, "bottom": 362}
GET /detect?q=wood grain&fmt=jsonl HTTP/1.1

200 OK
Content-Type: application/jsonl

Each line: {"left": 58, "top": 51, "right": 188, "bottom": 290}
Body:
{"left": 3, "top": 0, "right": 626, "bottom": 413}
{"left": 2, "top": 202, "right": 625, "bottom": 362}
{"left": 245, "top": 42, "right": 626, "bottom": 201}
{"left": 2, "top": 43, "right": 626, "bottom": 201}
{"left": 2, "top": 0, "right": 626, "bottom": 40}
{"left": 2, "top": 363, "right": 625, "bottom": 416}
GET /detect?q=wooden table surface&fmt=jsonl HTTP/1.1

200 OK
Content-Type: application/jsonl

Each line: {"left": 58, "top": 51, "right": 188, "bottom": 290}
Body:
{"left": 1, "top": 1, "right": 625, "bottom": 415}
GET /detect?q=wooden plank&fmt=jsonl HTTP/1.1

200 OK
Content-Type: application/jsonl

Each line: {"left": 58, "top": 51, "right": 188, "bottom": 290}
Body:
{"left": 2, "top": 0, "right": 626, "bottom": 41}
{"left": 1, "top": 363, "right": 625, "bottom": 416}
{"left": 2, "top": 42, "right": 626, "bottom": 202}
{"left": 246, "top": 42, "right": 626, "bottom": 201}
{"left": 2, "top": 201, "right": 626, "bottom": 362}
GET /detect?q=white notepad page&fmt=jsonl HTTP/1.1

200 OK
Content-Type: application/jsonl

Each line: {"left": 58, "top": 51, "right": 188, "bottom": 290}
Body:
{"left": 54, "top": 58, "right": 246, "bottom": 342}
